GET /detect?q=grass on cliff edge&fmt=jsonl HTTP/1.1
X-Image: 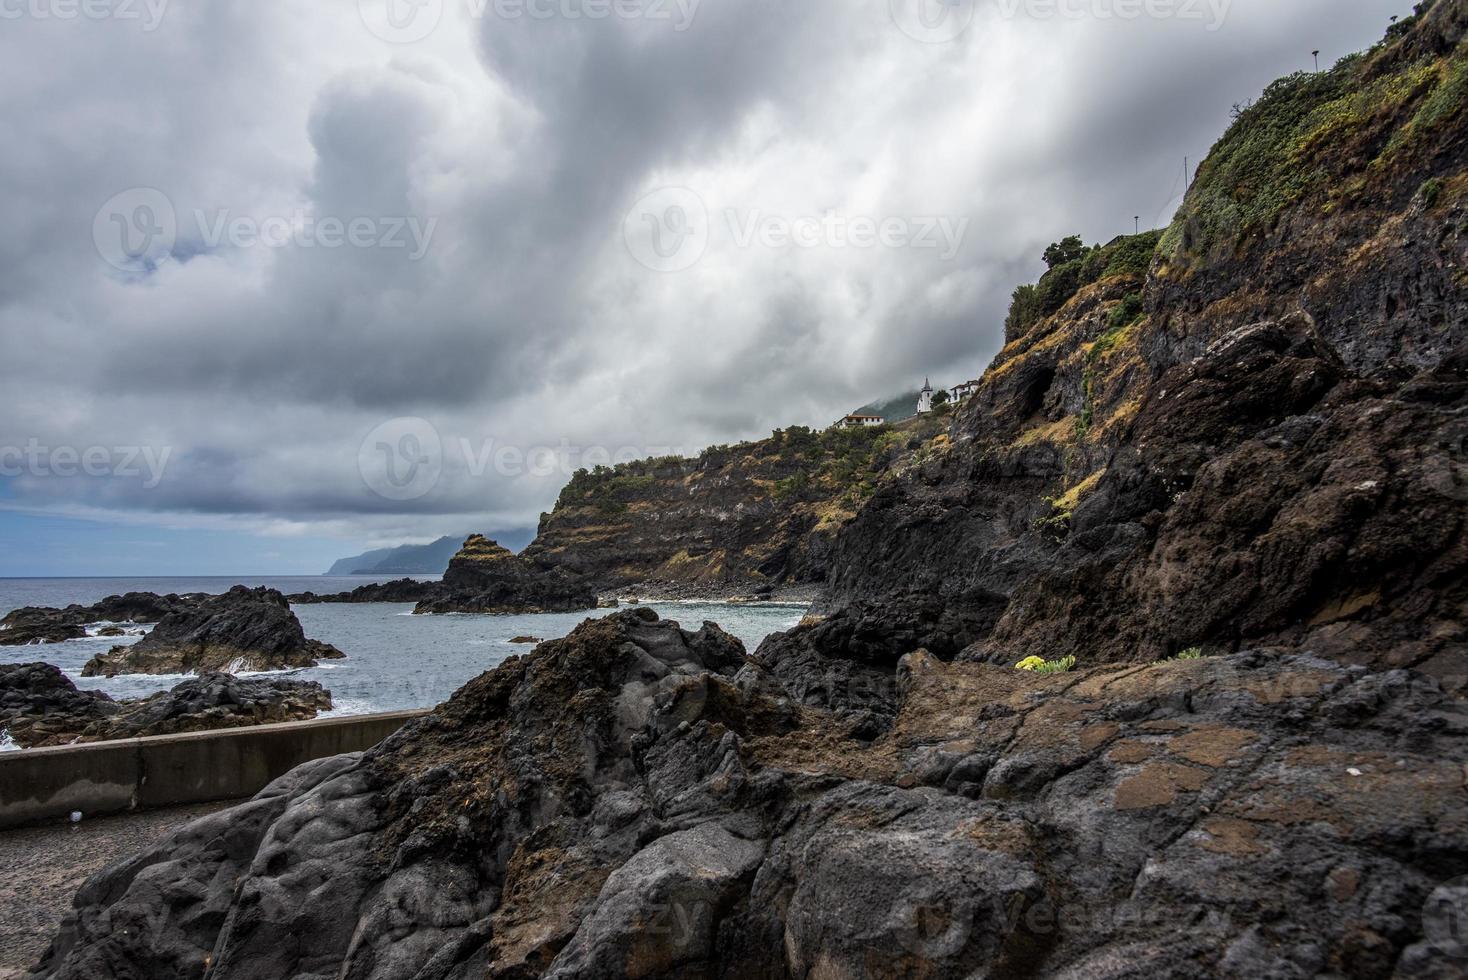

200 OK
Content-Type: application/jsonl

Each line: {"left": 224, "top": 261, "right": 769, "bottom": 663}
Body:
{"left": 1160, "top": 0, "right": 1468, "bottom": 267}
{"left": 1005, "top": 230, "right": 1162, "bottom": 341}
{"left": 553, "top": 415, "right": 947, "bottom": 517}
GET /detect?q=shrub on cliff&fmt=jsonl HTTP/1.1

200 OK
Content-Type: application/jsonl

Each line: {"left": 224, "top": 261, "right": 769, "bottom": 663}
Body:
{"left": 1005, "top": 231, "right": 1161, "bottom": 340}
{"left": 1162, "top": 17, "right": 1467, "bottom": 264}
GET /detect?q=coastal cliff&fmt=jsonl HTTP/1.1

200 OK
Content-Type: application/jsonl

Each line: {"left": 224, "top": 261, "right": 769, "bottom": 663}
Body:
{"left": 520, "top": 415, "right": 947, "bottom": 597}
{"left": 25, "top": 5, "right": 1468, "bottom": 978}
{"left": 825, "top": 1, "right": 1468, "bottom": 693}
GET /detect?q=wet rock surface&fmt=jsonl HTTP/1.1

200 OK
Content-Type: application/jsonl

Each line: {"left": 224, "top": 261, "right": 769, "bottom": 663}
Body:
{"left": 413, "top": 535, "right": 597, "bottom": 615}
{"left": 79, "top": 587, "right": 345, "bottom": 678}
{"left": 0, "top": 594, "right": 203, "bottom": 647}
{"left": 287, "top": 578, "right": 445, "bottom": 605}
{"left": 0, "top": 663, "right": 332, "bottom": 748}
{"left": 26, "top": 610, "right": 1468, "bottom": 979}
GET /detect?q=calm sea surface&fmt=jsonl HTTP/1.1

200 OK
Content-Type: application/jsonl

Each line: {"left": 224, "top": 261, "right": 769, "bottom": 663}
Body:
{"left": 0, "top": 577, "right": 806, "bottom": 720}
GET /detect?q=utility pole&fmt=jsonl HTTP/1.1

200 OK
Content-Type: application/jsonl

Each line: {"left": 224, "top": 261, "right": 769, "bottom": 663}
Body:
{"left": 1134, "top": 215, "right": 1140, "bottom": 235}
{"left": 1313, "top": 50, "right": 1321, "bottom": 72}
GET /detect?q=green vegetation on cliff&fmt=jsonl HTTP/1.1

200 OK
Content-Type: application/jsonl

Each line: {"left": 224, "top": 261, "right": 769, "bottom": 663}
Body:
{"left": 1005, "top": 230, "right": 1162, "bottom": 341}
{"left": 533, "top": 414, "right": 950, "bottom": 591}
{"left": 1162, "top": 0, "right": 1468, "bottom": 265}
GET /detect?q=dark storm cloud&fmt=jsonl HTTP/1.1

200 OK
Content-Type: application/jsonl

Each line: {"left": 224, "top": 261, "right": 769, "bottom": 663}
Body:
{"left": 0, "top": 0, "right": 1412, "bottom": 544}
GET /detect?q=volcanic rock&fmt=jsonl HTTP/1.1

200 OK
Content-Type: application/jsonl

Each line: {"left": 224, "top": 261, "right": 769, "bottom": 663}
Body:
{"left": 79, "top": 587, "right": 344, "bottom": 678}
{"left": 288, "top": 578, "right": 446, "bottom": 605}
{"left": 0, "top": 593, "right": 203, "bottom": 647}
{"left": 413, "top": 535, "right": 596, "bottom": 615}
{"left": 26, "top": 610, "right": 1468, "bottom": 978}
{"left": 0, "top": 663, "right": 332, "bottom": 748}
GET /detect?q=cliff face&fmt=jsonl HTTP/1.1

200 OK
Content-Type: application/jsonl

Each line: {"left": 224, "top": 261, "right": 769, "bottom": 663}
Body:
{"left": 828, "top": 3, "right": 1468, "bottom": 691}
{"left": 26, "top": 9, "right": 1468, "bottom": 980}
{"left": 520, "top": 416, "right": 947, "bottom": 596}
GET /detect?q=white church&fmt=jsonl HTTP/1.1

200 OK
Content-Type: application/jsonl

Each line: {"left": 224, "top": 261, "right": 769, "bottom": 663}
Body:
{"left": 830, "top": 377, "right": 980, "bottom": 430}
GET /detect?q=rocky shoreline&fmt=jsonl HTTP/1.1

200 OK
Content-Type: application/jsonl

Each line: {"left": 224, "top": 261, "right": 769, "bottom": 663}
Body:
{"left": 0, "top": 663, "right": 332, "bottom": 749}
{"left": 26, "top": 609, "right": 1468, "bottom": 978}
{"left": 13, "top": 6, "right": 1468, "bottom": 977}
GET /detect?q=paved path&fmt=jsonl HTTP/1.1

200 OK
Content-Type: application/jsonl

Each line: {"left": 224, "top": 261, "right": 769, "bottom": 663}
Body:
{"left": 0, "top": 801, "right": 239, "bottom": 979}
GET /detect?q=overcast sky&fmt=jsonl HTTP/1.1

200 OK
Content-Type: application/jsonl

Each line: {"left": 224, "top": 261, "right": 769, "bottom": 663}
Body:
{"left": 0, "top": 0, "right": 1409, "bottom": 574}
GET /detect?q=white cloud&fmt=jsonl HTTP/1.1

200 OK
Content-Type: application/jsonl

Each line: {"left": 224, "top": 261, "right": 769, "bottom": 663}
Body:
{"left": 0, "top": 0, "right": 1410, "bottom": 541}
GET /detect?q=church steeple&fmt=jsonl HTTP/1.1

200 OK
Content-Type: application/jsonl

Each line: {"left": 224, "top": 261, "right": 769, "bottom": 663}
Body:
{"left": 917, "top": 378, "right": 934, "bottom": 414}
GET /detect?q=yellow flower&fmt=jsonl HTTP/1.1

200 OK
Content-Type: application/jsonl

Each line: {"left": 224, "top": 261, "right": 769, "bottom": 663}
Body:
{"left": 1016, "top": 656, "right": 1047, "bottom": 672}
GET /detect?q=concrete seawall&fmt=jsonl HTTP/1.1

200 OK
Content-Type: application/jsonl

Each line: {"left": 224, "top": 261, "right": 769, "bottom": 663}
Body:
{"left": 0, "top": 710, "right": 427, "bottom": 829}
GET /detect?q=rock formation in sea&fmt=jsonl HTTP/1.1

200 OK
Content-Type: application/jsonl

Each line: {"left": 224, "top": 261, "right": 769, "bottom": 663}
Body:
{"left": 412, "top": 535, "right": 598, "bottom": 615}
{"left": 79, "top": 587, "right": 345, "bottom": 677}
{"left": 0, "top": 662, "right": 332, "bottom": 748}
{"left": 0, "top": 593, "right": 204, "bottom": 646}
{"left": 288, "top": 577, "right": 445, "bottom": 605}
{"left": 23, "top": 5, "right": 1468, "bottom": 977}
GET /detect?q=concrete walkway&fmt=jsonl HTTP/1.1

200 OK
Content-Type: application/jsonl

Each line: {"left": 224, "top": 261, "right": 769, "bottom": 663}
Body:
{"left": 0, "top": 801, "right": 239, "bottom": 979}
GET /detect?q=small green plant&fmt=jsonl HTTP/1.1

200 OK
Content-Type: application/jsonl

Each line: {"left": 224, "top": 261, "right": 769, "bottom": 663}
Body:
{"left": 1016, "top": 655, "right": 1077, "bottom": 675}
{"left": 1105, "top": 292, "right": 1145, "bottom": 336}
{"left": 1421, "top": 177, "right": 1445, "bottom": 209}
{"left": 1004, "top": 231, "right": 1161, "bottom": 341}
{"left": 1170, "top": 647, "right": 1207, "bottom": 661}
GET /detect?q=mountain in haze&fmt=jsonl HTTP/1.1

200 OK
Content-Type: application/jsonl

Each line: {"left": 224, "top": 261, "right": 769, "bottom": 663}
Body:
{"left": 325, "top": 531, "right": 535, "bottom": 575}
{"left": 853, "top": 389, "right": 921, "bottom": 422}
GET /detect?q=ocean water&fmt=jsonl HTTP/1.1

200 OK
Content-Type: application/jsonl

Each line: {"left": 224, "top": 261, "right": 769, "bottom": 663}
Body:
{"left": 0, "top": 577, "right": 807, "bottom": 720}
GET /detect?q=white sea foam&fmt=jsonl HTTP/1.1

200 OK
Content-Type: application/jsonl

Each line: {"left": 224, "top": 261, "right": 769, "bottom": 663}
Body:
{"left": 82, "top": 623, "right": 147, "bottom": 639}
{"left": 318, "top": 699, "right": 375, "bottom": 718}
{"left": 0, "top": 730, "right": 20, "bottom": 752}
